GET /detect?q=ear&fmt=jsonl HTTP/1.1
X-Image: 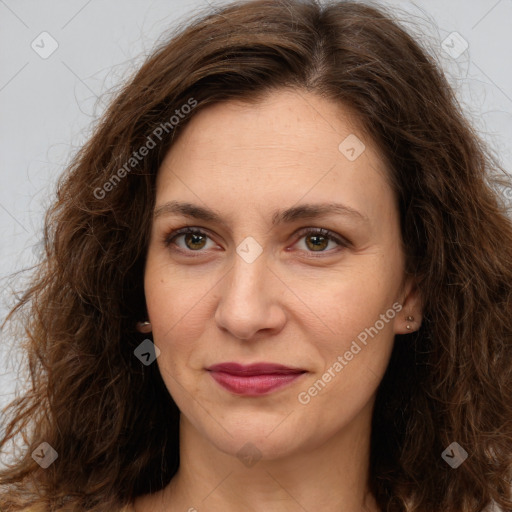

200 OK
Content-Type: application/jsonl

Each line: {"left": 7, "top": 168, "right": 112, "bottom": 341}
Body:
{"left": 394, "top": 276, "right": 423, "bottom": 335}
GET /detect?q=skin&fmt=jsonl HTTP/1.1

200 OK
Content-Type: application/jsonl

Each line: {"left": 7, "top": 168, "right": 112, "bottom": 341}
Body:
{"left": 134, "top": 88, "right": 422, "bottom": 512}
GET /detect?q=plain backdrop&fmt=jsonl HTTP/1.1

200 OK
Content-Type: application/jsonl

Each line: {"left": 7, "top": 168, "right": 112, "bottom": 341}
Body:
{"left": 0, "top": 0, "right": 511, "bottom": 445}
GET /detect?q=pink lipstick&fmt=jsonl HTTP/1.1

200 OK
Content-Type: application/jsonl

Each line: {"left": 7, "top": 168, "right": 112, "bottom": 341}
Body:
{"left": 206, "top": 362, "right": 306, "bottom": 396}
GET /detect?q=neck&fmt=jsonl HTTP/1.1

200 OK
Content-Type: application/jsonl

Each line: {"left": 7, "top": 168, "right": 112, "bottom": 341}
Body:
{"left": 143, "top": 398, "right": 380, "bottom": 512}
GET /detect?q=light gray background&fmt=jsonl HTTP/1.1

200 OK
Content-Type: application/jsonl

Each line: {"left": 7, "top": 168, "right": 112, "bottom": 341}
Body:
{"left": 0, "top": 0, "right": 511, "bottom": 424}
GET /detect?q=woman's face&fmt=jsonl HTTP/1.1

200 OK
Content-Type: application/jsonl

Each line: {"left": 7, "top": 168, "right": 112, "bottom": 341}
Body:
{"left": 143, "top": 88, "right": 420, "bottom": 460}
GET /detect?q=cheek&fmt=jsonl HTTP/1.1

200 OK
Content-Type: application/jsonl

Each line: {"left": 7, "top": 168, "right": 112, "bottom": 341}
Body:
{"left": 144, "top": 256, "right": 214, "bottom": 339}
{"left": 142, "top": 269, "right": 205, "bottom": 390}
{"left": 298, "top": 258, "right": 401, "bottom": 379}
{"left": 297, "top": 259, "right": 398, "bottom": 333}
{"left": 297, "top": 303, "right": 397, "bottom": 422}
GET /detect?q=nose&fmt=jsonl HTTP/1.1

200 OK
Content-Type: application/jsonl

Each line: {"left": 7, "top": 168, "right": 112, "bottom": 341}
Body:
{"left": 214, "top": 250, "right": 287, "bottom": 341}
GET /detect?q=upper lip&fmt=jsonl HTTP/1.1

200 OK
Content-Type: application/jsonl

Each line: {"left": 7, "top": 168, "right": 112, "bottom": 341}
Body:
{"left": 207, "top": 362, "right": 306, "bottom": 375}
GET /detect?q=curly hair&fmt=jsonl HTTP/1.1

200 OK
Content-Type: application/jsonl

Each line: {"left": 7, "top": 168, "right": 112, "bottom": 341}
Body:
{"left": 1, "top": 0, "right": 511, "bottom": 510}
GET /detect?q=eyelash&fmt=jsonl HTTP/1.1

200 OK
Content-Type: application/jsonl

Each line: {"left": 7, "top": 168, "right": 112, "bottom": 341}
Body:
{"left": 163, "top": 226, "right": 350, "bottom": 258}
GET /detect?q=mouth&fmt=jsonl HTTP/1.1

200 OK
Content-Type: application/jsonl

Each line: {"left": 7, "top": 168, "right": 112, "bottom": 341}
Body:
{"left": 206, "top": 362, "right": 307, "bottom": 396}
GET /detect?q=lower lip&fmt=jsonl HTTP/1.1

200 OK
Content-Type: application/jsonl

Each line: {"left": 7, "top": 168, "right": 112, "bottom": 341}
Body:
{"left": 208, "top": 371, "right": 305, "bottom": 396}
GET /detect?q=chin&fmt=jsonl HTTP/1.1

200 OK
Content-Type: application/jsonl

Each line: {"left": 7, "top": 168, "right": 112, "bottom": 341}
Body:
{"left": 216, "top": 434, "right": 301, "bottom": 463}
{"left": 194, "top": 413, "right": 309, "bottom": 462}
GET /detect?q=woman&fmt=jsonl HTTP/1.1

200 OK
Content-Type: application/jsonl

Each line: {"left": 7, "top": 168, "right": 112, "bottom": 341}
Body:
{"left": 1, "top": 0, "right": 511, "bottom": 511}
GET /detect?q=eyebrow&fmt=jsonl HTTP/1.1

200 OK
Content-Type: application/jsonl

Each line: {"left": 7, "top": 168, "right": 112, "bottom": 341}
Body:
{"left": 153, "top": 200, "right": 369, "bottom": 226}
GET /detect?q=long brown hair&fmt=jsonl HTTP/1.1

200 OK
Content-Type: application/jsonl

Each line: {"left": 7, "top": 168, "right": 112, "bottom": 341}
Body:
{"left": 1, "top": 1, "right": 511, "bottom": 510}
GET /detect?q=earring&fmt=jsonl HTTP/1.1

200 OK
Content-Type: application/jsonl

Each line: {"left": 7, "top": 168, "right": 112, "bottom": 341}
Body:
{"left": 136, "top": 320, "right": 152, "bottom": 333}
{"left": 406, "top": 315, "right": 414, "bottom": 331}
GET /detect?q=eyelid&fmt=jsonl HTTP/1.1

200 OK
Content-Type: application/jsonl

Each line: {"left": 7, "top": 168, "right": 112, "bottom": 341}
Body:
{"left": 163, "top": 226, "right": 220, "bottom": 255}
{"left": 163, "top": 225, "right": 350, "bottom": 255}
{"left": 293, "top": 227, "right": 351, "bottom": 249}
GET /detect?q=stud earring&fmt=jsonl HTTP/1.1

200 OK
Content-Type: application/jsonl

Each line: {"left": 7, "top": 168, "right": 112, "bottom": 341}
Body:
{"left": 406, "top": 315, "right": 414, "bottom": 331}
{"left": 136, "top": 320, "right": 152, "bottom": 333}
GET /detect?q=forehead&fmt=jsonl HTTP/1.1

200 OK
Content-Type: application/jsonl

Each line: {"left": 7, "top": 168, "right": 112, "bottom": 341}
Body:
{"left": 162, "top": 89, "right": 368, "bottom": 163}
{"left": 155, "top": 89, "right": 393, "bottom": 226}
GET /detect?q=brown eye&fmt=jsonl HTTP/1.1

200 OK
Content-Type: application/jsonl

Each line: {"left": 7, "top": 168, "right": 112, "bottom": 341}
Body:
{"left": 294, "top": 228, "right": 348, "bottom": 255}
{"left": 164, "top": 227, "right": 215, "bottom": 252}
{"left": 183, "top": 232, "right": 207, "bottom": 250}
{"left": 304, "top": 233, "right": 330, "bottom": 251}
